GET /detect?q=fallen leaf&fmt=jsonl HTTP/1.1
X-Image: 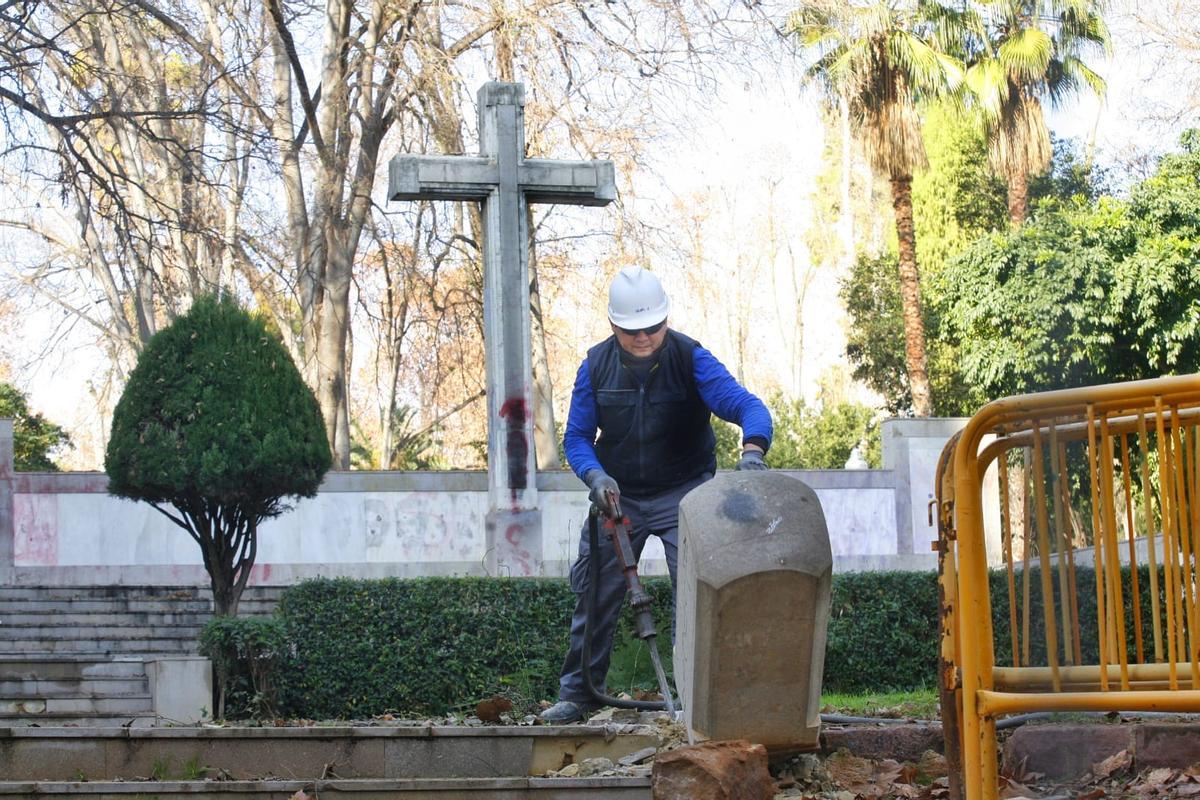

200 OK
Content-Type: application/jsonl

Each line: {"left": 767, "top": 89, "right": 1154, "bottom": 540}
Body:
{"left": 1076, "top": 789, "right": 1105, "bottom": 799}
{"left": 475, "top": 695, "right": 513, "bottom": 723}
{"left": 825, "top": 750, "right": 875, "bottom": 786}
{"left": 1092, "top": 750, "right": 1132, "bottom": 779}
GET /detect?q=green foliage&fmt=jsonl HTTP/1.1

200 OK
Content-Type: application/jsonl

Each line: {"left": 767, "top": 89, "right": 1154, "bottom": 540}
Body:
{"left": 934, "top": 131, "right": 1200, "bottom": 398}
{"left": 106, "top": 294, "right": 331, "bottom": 509}
{"left": 912, "top": 102, "right": 1007, "bottom": 279}
{"left": 765, "top": 393, "right": 882, "bottom": 470}
{"left": 713, "top": 394, "right": 882, "bottom": 470}
{"left": 844, "top": 135, "right": 1117, "bottom": 413}
{"left": 0, "top": 382, "right": 71, "bottom": 471}
{"left": 841, "top": 252, "right": 977, "bottom": 416}
{"left": 198, "top": 616, "right": 289, "bottom": 719}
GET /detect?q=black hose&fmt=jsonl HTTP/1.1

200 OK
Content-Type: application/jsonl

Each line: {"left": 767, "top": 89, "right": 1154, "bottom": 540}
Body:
{"left": 582, "top": 506, "right": 669, "bottom": 711}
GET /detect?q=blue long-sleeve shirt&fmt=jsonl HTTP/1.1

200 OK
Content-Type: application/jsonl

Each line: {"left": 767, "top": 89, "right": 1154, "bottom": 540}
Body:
{"left": 563, "top": 344, "right": 773, "bottom": 481}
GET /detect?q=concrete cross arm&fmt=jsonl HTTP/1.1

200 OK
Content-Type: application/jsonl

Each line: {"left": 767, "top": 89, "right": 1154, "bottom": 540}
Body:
{"left": 388, "top": 154, "right": 616, "bottom": 206}
{"left": 389, "top": 155, "right": 495, "bottom": 201}
{"left": 520, "top": 159, "right": 616, "bottom": 206}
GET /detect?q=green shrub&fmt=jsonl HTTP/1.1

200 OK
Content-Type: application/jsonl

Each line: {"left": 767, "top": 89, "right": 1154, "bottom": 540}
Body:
{"left": 823, "top": 570, "right": 940, "bottom": 693}
{"left": 274, "top": 577, "right": 577, "bottom": 718}
{"left": 198, "top": 615, "right": 289, "bottom": 719}
{"left": 105, "top": 294, "right": 331, "bottom": 616}
{"left": 209, "top": 565, "right": 1166, "bottom": 719}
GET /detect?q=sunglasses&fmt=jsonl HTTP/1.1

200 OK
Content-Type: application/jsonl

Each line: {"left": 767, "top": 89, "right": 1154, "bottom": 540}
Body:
{"left": 617, "top": 320, "right": 666, "bottom": 337}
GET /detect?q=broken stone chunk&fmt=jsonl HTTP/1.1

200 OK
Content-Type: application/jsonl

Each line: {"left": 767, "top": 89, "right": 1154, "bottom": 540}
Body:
{"left": 651, "top": 739, "right": 774, "bottom": 800}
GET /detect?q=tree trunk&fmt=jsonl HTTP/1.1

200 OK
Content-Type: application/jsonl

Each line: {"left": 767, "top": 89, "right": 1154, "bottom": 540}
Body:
{"left": 527, "top": 206, "right": 561, "bottom": 468}
{"left": 1007, "top": 166, "right": 1029, "bottom": 228}
{"left": 838, "top": 92, "right": 854, "bottom": 269}
{"left": 890, "top": 175, "right": 934, "bottom": 417}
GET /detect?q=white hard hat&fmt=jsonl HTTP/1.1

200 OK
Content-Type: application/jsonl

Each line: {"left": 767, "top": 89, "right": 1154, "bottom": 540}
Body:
{"left": 607, "top": 266, "right": 669, "bottom": 329}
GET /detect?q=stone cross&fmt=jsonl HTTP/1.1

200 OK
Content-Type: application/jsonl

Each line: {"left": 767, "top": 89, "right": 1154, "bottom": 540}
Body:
{"left": 388, "top": 81, "right": 615, "bottom": 577}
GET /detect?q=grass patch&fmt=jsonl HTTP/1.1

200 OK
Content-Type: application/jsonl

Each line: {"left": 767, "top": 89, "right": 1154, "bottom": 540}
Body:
{"left": 821, "top": 688, "right": 940, "bottom": 719}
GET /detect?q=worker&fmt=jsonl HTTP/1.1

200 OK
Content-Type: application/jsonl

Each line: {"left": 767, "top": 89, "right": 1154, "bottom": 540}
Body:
{"left": 540, "top": 265, "right": 773, "bottom": 724}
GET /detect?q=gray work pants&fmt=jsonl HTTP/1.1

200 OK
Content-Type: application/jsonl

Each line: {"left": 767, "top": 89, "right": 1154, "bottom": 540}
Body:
{"left": 557, "top": 473, "right": 710, "bottom": 702}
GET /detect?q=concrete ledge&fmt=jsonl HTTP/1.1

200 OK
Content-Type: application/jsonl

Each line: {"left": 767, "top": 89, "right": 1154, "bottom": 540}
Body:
{"left": 0, "top": 724, "right": 660, "bottom": 781}
{"left": 1002, "top": 721, "right": 1200, "bottom": 780}
{"left": 0, "top": 777, "right": 652, "bottom": 798}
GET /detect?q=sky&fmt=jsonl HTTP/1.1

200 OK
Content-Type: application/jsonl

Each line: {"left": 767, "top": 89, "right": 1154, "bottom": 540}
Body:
{"left": 8, "top": 2, "right": 1197, "bottom": 468}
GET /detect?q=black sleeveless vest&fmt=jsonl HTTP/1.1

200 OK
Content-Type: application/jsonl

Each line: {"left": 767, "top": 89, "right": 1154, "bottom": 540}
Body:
{"left": 587, "top": 330, "right": 716, "bottom": 498}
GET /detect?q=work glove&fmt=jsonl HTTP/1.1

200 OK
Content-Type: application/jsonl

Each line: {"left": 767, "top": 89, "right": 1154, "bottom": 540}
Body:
{"left": 736, "top": 449, "right": 768, "bottom": 471}
{"left": 584, "top": 469, "right": 621, "bottom": 518}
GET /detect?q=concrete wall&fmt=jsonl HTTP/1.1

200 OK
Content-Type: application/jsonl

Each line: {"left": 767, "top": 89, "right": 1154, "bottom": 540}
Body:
{"left": 0, "top": 418, "right": 977, "bottom": 587}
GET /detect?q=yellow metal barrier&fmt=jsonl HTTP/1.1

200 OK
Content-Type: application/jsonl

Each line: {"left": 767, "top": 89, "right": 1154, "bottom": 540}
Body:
{"left": 937, "top": 374, "right": 1200, "bottom": 800}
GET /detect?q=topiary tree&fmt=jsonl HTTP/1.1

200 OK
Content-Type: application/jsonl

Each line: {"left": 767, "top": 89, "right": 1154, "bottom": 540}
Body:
{"left": 105, "top": 295, "right": 331, "bottom": 616}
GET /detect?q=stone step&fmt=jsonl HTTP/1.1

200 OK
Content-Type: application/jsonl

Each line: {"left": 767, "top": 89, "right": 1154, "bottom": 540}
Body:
{"left": 0, "top": 712, "right": 158, "bottom": 727}
{"left": 0, "top": 694, "right": 153, "bottom": 713}
{"left": 0, "top": 598, "right": 276, "bottom": 614}
{"left": 0, "top": 724, "right": 661, "bottom": 781}
{"left": 0, "top": 586, "right": 287, "bottom": 601}
{"left": 0, "top": 638, "right": 196, "bottom": 654}
{"left": 0, "top": 656, "right": 146, "bottom": 681}
{"left": 0, "top": 677, "right": 147, "bottom": 697}
{"left": 0, "top": 611, "right": 222, "bottom": 626}
{"left": 0, "top": 624, "right": 204, "bottom": 640}
{"left": 0, "top": 778, "right": 652, "bottom": 798}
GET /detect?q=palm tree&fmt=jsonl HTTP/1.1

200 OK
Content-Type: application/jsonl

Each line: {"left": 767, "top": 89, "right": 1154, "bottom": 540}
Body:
{"left": 792, "top": 1, "right": 965, "bottom": 417}
{"left": 966, "top": 1, "right": 1108, "bottom": 226}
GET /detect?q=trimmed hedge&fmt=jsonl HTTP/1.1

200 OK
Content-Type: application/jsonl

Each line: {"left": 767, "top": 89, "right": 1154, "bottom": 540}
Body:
{"left": 202, "top": 566, "right": 1163, "bottom": 719}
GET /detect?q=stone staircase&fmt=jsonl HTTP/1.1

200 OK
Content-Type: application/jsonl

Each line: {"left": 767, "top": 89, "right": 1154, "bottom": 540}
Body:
{"left": 0, "top": 585, "right": 283, "bottom": 726}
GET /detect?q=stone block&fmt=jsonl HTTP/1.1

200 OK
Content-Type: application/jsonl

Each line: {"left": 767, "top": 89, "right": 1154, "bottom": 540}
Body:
{"left": 1134, "top": 723, "right": 1200, "bottom": 770}
{"left": 675, "top": 472, "right": 832, "bottom": 751}
{"left": 1001, "top": 723, "right": 1132, "bottom": 781}
{"left": 820, "top": 724, "right": 943, "bottom": 762}
{"left": 651, "top": 740, "right": 774, "bottom": 800}
{"left": 384, "top": 736, "right": 533, "bottom": 778}
{"left": 0, "top": 739, "right": 107, "bottom": 781}
{"left": 146, "top": 656, "right": 211, "bottom": 724}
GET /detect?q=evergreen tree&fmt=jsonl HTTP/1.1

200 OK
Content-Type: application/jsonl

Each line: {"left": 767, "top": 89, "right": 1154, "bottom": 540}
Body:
{"left": 106, "top": 295, "right": 331, "bottom": 616}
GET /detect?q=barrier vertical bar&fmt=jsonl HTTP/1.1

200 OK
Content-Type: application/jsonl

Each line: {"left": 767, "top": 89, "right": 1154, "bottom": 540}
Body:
{"left": 1022, "top": 447, "right": 1033, "bottom": 667}
{"left": 1155, "top": 396, "right": 1180, "bottom": 688}
{"left": 1120, "top": 432, "right": 1144, "bottom": 663}
{"left": 1049, "top": 423, "right": 1074, "bottom": 665}
{"left": 1031, "top": 423, "right": 1062, "bottom": 688}
{"left": 1138, "top": 410, "right": 1163, "bottom": 663}
{"left": 1087, "top": 405, "right": 1111, "bottom": 687}
{"left": 1171, "top": 411, "right": 1200, "bottom": 685}
{"left": 999, "top": 453, "right": 1020, "bottom": 666}
{"left": 1100, "top": 416, "right": 1130, "bottom": 689}
{"left": 1060, "top": 441, "right": 1083, "bottom": 664}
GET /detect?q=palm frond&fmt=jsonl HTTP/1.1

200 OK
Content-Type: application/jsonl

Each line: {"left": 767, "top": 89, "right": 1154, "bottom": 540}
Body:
{"left": 966, "top": 58, "right": 1009, "bottom": 119}
{"left": 1057, "top": 55, "right": 1107, "bottom": 103}
{"left": 997, "top": 25, "right": 1053, "bottom": 81}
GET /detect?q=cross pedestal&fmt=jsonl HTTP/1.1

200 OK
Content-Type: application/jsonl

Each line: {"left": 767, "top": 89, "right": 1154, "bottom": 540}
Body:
{"left": 389, "top": 82, "right": 615, "bottom": 576}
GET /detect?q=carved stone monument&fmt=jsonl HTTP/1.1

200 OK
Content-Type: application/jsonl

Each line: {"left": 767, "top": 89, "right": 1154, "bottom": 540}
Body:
{"left": 674, "top": 472, "right": 833, "bottom": 751}
{"left": 388, "top": 82, "right": 615, "bottom": 576}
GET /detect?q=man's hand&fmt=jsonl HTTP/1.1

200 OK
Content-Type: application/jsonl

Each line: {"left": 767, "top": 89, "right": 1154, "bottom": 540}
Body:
{"left": 736, "top": 449, "right": 767, "bottom": 471}
{"left": 584, "top": 469, "right": 621, "bottom": 518}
